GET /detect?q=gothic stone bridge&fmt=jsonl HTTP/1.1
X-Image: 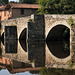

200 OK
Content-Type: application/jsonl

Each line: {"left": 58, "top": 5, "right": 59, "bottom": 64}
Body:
{"left": 1, "top": 14, "right": 75, "bottom": 69}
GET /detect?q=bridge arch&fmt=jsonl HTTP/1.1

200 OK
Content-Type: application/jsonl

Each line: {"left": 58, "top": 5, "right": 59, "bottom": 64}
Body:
{"left": 46, "top": 45, "right": 71, "bottom": 64}
{"left": 46, "top": 20, "right": 71, "bottom": 63}
{"left": 19, "top": 28, "right": 27, "bottom": 52}
{"left": 46, "top": 21, "right": 71, "bottom": 38}
{"left": 46, "top": 25, "right": 70, "bottom": 41}
{"left": 1, "top": 32, "right": 4, "bottom": 45}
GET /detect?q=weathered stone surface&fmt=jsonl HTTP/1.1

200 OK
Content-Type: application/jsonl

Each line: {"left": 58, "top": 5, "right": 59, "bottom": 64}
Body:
{"left": 2, "top": 14, "right": 75, "bottom": 69}
{"left": 1, "top": 14, "right": 73, "bottom": 41}
{"left": 28, "top": 42, "right": 45, "bottom": 67}
{"left": 2, "top": 41, "right": 29, "bottom": 63}
{"left": 1, "top": 16, "right": 30, "bottom": 39}
{"left": 28, "top": 15, "right": 45, "bottom": 41}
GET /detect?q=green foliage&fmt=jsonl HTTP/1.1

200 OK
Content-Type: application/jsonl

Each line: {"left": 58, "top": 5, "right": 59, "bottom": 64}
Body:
{"left": 19, "top": 0, "right": 75, "bottom": 14}
{"left": 38, "top": 6, "right": 48, "bottom": 14}
{"left": 0, "top": 0, "right": 8, "bottom": 4}
{"left": 39, "top": 68, "right": 75, "bottom": 75}
{"left": 39, "top": 67, "right": 50, "bottom": 75}
{"left": 68, "top": 61, "right": 74, "bottom": 69}
{"left": 28, "top": 18, "right": 33, "bottom": 22}
{"left": 63, "top": 28, "right": 70, "bottom": 41}
{"left": 37, "top": 0, "right": 75, "bottom": 14}
{"left": 67, "top": 16, "right": 74, "bottom": 25}
{"left": 37, "top": 0, "right": 50, "bottom": 14}
{"left": 63, "top": 42, "right": 69, "bottom": 51}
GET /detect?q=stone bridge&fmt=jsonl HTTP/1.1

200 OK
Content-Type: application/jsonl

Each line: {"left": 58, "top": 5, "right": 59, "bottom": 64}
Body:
{"left": 1, "top": 14, "right": 75, "bottom": 69}
{"left": 1, "top": 14, "right": 74, "bottom": 40}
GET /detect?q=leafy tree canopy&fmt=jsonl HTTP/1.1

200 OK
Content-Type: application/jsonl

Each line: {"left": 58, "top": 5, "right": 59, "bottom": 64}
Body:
{"left": 19, "top": 0, "right": 75, "bottom": 14}
{"left": 37, "top": 0, "right": 75, "bottom": 14}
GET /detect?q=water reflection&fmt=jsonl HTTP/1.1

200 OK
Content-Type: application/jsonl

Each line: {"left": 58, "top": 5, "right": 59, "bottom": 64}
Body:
{"left": 19, "top": 40, "right": 27, "bottom": 52}
{"left": 28, "top": 42, "right": 45, "bottom": 67}
{"left": 39, "top": 68, "right": 75, "bottom": 75}
{"left": 5, "top": 40, "right": 17, "bottom": 53}
{"left": 19, "top": 28, "right": 27, "bottom": 52}
{"left": 47, "top": 41, "right": 70, "bottom": 58}
{"left": 0, "top": 39, "right": 73, "bottom": 75}
{"left": 0, "top": 56, "right": 39, "bottom": 74}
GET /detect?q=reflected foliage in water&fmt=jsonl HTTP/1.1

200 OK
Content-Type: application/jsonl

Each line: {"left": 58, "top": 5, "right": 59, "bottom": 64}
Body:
{"left": 0, "top": 26, "right": 72, "bottom": 75}
{"left": 63, "top": 28, "right": 70, "bottom": 41}
{"left": 39, "top": 68, "right": 75, "bottom": 75}
{"left": 19, "top": 28, "right": 27, "bottom": 52}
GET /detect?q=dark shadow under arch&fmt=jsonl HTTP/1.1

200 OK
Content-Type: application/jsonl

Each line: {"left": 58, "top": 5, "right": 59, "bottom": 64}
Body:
{"left": 1, "top": 32, "right": 4, "bottom": 45}
{"left": 46, "top": 25, "right": 70, "bottom": 58}
{"left": 19, "top": 28, "right": 27, "bottom": 52}
{"left": 46, "top": 25, "right": 70, "bottom": 41}
{"left": 47, "top": 41, "right": 70, "bottom": 58}
{"left": 0, "top": 40, "right": 2, "bottom": 56}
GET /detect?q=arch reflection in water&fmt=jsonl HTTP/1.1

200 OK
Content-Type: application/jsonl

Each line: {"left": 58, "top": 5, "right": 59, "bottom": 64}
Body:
{"left": 47, "top": 41, "right": 70, "bottom": 58}
{"left": 46, "top": 24, "right": 70, "bottom": 58}
{"left": 1, "top": 32, "right": 4, "bottom": 45}
{"left": 19, "top": 28, "right": 27, "bottom": 52}
{"left": 0, "top": 40, "right": 2, "bottom": 56}
{"left": 5, "top": 40, "right": 17, "bottom": 53}
{"left": 39, "top": 68, "right": 75, "bottom": 75}
{"left": 3, "top": 40, "right": 28, "bottom": 63}
{"left": 28, "top": 42, "right": 45, "bottom": 67}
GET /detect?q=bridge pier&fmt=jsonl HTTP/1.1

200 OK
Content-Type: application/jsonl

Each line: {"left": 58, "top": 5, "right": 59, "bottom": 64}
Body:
{"left": 28, "top": 42, "right": 45, "bottom": 67}
{"left": 27, "top": 14, "right": 45, "bottom": 42}
{"left": 70, "top": 25, "right": 75, "bottom": 63}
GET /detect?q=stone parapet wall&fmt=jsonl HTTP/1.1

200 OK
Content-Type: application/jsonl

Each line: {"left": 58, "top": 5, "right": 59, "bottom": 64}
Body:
{"left": 45, "top": 14, "right": 75, "bottom": 19}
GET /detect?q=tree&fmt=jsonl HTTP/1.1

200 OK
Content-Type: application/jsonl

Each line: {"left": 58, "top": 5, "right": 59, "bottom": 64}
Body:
{"left": 72, "top": 0, "right": 75, "bottom": 14}
{"left": 37, "top": 0, "right": 74, "bottom": 14}
{"left": 0, "top": 0, "right": 8, "bottom": 4}
{"left": 36, "top": 0, "right": 50, "bottom": 14}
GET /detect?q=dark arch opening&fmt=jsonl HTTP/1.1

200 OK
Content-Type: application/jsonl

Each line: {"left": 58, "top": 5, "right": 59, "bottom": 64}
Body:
{"left": 19, "top": 28, "right": 27, "bottom": 52}
{"left": 0, "top": 40, "right": 2, "bottom": 56}
{"left": 1, "top": 32, "right": 4, "bottom": 45}
{"left": 46, "top": 25, "right": 70, "bottom": 41}
{"left": 46, "top": 25, "right": 70, "bottom": 58}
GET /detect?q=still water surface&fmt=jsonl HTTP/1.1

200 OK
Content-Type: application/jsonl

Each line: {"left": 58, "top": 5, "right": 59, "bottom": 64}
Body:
{"left": 0, "top": 39, "right": 73, "bottom": 75}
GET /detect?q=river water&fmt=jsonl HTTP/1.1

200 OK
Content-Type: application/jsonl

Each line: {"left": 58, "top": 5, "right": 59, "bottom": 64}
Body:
{"left": 0, "top": 39, "right": 74, "bottom": 75}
